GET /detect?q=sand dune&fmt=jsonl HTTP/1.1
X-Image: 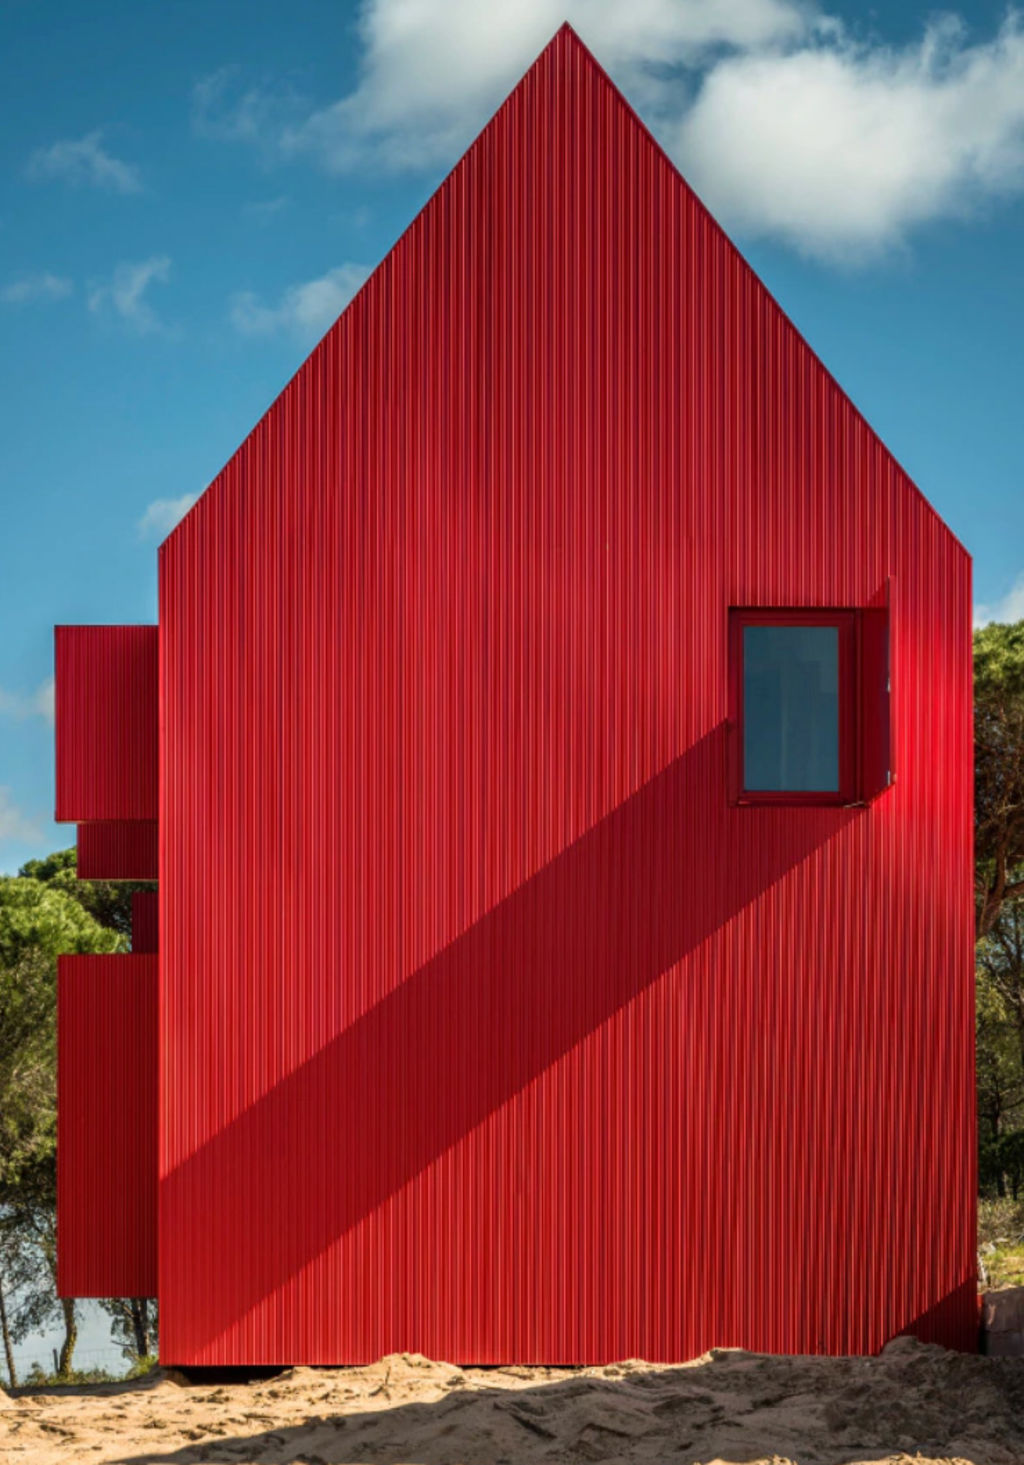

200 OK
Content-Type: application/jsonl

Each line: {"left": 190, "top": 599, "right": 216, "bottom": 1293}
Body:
{"left": 4, "top": 1337, "right": 1024, "bottom": 1465}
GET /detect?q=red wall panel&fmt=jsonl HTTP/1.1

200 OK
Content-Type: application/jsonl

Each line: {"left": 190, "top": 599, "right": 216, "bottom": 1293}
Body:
{"left": 77, "top": 821, "right": 158, "bottom": 881}
{"left": 55, "top": 626, "right": 158, "bottom": 822}
{"left": 132, "top": 891, "right": 159, "bottom": 953}
{"left": 58, "top": 955, "right": 157, "bottom": 1298}
{"left": 158, "top": 27, "right": 974, "bottom": 1365}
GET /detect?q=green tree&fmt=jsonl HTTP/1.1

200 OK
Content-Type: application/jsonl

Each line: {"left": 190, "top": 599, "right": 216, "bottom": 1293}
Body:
{"left": 0, "top": 868, "right": 125, "bottom": 1379}
{"left": 981, "top": 903, "right": 1024, "bottom": 1073}
{"left": 975, "top": 620, "right": 1024, "bottom": 937}
{"left": 0, "top": 1185, "right": 73, "bottom": 1377}
{"left": 17, "top": 848, "right": 144, "bottom": 942}
{"left": 0, "top": 873, "right": 122, "bottom": 969}
{"left": 975, "top": 619, "right": 1024, "bottom": 1204}
{"left": 977, "top": 940, "right": 1024, "bottom": 1196}
{"left": 99, "top": 1297, "right": 157, "bottom": 1363}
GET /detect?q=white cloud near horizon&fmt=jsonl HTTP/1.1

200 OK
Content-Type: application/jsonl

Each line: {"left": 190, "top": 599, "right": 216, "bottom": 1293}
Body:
{"left": 0, "top": 677, "right": 54, "bottom": 724}
{"left": 88, "top": 256, "right": 172, "bottom": 334}
{"left": 1, "top": 273, "right": 73, "bottom": 305}
{"left": 26, "top": 130, "right": 142, "bottom": 193}
{"left": 0, "top": 789, "right": 42, "bottom": 846}
{"left": 975, "top": 573, "right": 1024, "bottom": 628}
{"left": 137, "top": 493, "right": 198, "bottom": 540}
{"left": 195, "top": 1, "right": 1024, "bottom": 263}
{"left": 230, "top": 262, "right": 370, "bottom": 341}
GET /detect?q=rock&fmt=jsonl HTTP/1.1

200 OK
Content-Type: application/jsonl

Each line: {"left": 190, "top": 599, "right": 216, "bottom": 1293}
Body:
{"left": 982, "top": 1286, "right": 1024, "bottom": 1355}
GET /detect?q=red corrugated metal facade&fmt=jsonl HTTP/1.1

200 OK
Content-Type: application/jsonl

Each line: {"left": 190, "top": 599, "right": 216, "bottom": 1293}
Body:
{"left": 57, "top": 26, "right": 973, "bottom": 1363}
{"left": 57, "top": 955, "right": 157, "bottom": 1298}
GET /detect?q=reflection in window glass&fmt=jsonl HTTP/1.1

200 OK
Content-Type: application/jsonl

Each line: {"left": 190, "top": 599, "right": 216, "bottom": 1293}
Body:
{"left": 743, "top": 625, "right": 839, "bottom": 791}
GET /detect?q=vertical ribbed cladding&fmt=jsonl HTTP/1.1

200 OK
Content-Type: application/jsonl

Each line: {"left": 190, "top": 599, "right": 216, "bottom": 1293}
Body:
{"left": 54, "top": 626, "right": 158, "bottom": 822}
{"left": 132, "top": 891, "right": 159, "bottom": 954}
{"left": 76, "top": 820, "right": 158, "bottom": 880}
{"left": 158, "top": 25, "right": 974, "bottom": 1365}
{"left": 57, "top": 955, "right": 157, "bottom": 1298}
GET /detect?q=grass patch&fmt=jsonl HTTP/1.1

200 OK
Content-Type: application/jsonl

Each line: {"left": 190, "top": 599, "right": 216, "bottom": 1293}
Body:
{"left": 979, "top": 1196, "right": 1024, "bottom": 1289}
{"left": 17, "top": 1365, "right": 116, "bottom": 1389}
{"left": 9, "top": 1357, "right": 159, "bottom": 1392}
{"left": 124, "top": 1354, "right": 159, "bottom": 1380}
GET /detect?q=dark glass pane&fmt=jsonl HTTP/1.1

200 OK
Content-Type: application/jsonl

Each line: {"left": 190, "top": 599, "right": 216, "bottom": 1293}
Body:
{"left": 743, "top": 625, "right": 839, "bottom": 791}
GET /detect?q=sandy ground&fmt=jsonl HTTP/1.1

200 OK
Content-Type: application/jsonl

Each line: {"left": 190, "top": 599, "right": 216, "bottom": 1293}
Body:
{"left": 4, "top": 1338, "right": 1024, "bottom": 1465}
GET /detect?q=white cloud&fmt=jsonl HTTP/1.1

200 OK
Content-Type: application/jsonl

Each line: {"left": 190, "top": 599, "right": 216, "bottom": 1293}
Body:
{"left": 0, "top": 789, "right": 41, "bottom": 845}
{"left": 0, "top": 678, "right": 54, "bottom": 723}
{"left": 201, "top": 3, "right": 1024, "bottom": 263}
{"left": 33, "top": 677, "right": 55, "bottom": 723}
{"left": 244, "top": 195, "right": 290, "bottom": 224}
{"left": 88, "top": 256, "right": 172, "bottom": 334}
{"left": 280, "top": 0, "right": 810, "bottom": 172}
{"left": 137, "top": 493, "right": 198, "bottom": 540}
{"left": 192, "top": 67, "right": 307, "bottom": 153}
{"left": 230, "top": 262, "right": 369, "bottom": 341}
{"left": 26, "top": 130, "right": 142, "bottom": 193}
{"left": 674, "top": 12, "right": 1024, "bottom": 261}
{"left": 1, "top": 273, "right": 73, "bottom": 305}
{"left": 975, "top": 573, "right": 1024, "bottom": 628}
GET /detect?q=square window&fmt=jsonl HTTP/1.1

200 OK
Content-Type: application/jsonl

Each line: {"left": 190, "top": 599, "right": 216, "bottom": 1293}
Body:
{"left": 729, "top": 610, "right": 858, "bottom": 805}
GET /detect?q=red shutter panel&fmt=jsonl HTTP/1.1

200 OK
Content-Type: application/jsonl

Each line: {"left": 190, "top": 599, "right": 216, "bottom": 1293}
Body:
{"left": 859, "top": 583, "right": 892, "bottom": 802}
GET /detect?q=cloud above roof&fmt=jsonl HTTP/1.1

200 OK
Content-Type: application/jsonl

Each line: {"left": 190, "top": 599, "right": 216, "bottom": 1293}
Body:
{"left": 278, "top": 0, "right": 811, "bottom": 172}
{"left": 195, "top": 1, "right": 1024, "bottom": 264}
{"left": 229, "top": 262, "right": 370, "bottom": 342}
{"left": 0, "top": 788, "right": 41, "bottom": 845}
{"left": 675, "top": 13, "right": 1024, "bottom": 262}
{"left": 0, "top": 678, "right": 54, "bottom": 723}
{"left": 1, "top": 273, "right": 73, "bottom": 305}
{"left": 26, "top": 129, "right": 142, "bottom": 193}
{"left": 87, "top": 256, "right": 173, "bottom": 334}
{"left": 138, "top": 493, "right": 198, "bottom": 541}
{"left": 975, "top": 572, "right": 1024, "bottom": 628}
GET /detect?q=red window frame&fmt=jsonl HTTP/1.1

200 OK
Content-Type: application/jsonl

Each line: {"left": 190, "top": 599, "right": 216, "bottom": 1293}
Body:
{"left": 728, "top": 609, "right": 858, "bottom": 807}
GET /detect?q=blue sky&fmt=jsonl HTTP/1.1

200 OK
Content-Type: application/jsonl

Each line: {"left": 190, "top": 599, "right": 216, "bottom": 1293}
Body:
{"left": 1, "top": 0, "right": 1023, "bottom": 877}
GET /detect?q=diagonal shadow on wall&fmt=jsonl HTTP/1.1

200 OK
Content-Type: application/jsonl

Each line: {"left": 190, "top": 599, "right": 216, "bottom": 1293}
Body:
{"left": 161, "top": 721, "right": 858, "bottom": 1357}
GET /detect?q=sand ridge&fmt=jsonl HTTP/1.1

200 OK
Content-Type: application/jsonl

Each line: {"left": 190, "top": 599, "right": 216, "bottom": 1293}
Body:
{"left": 3, "top": 1337, "right": 1023, "bottom": 1464}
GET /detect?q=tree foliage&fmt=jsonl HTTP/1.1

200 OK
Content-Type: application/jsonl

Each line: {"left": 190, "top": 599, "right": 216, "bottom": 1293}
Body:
{"left": 978, "top": 916, "right": 1024, "bottom": 1195}
{"left": 975, "top": 621, "right": 1024, "bottom": 1199}
{"left": 99, "top": 1297, "right": 158, "bottom": 1362}
{"left": 0, "top": 852, "right": 151, "bottom": 1384}
{"left": 17, "top": 848, "right": 143, "bottom": 941}
{"left": 975, "top": 620, "right": 1024, "bottom": 937}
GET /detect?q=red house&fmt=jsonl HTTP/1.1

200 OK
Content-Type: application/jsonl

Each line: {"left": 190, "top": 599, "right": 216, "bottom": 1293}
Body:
{"left": 55, "top": 26, "right": 975, "bottom": 1366}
